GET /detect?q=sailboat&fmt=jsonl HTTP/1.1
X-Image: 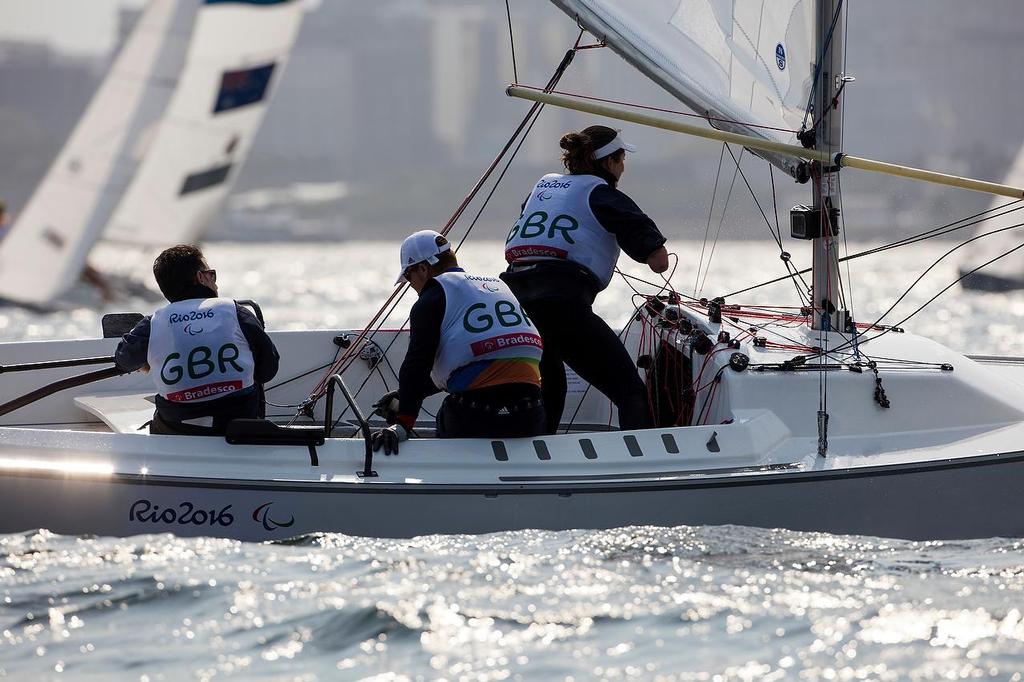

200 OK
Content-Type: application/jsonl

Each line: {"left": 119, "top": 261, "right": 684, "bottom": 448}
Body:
{"left": 0, "top": 0, "right": 1023, "bottom": 543}
{"left": 0, "top": 0, "right": 306, "bottom": 307}
{"left": 959, "top": 143, "right": 1024, "bottom": 291}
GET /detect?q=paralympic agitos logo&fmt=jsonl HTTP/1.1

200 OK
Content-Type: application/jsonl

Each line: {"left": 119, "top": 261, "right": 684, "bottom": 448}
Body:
{"left": 252, "top": 502, "right": 295, "bottom": 531}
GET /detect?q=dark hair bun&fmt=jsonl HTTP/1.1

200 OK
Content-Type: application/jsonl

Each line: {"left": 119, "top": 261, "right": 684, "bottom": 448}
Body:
{"left": 559, "top": 131, "right": 590, "bottom": 153}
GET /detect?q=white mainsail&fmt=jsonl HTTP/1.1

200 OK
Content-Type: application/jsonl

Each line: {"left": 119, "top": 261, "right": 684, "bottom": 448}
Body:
{"left": 103, "top": 0, "right": 305, "bottom": 247}
{"left": 0, "top": 0, "right": 198, "bottom": 306}
{"left": 550, "top": 0, "right": 816, "bottom": 177}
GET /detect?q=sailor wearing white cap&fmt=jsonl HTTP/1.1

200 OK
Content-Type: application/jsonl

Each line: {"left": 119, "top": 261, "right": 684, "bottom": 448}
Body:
{"left": 502, "top": 125, "right": 671, "bottom": 434}
{"left": 371, "top": 230, "right": 545, "bottom": 454}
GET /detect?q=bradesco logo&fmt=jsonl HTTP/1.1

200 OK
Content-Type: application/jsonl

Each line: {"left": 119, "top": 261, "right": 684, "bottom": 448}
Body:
{"left": 505, "top": 245, "right": 567, "bottom": 261}
{"left": 471, "top": 332, "right": 542, "bottom": 356}
{"left": 166, "top": 380, "right": 243, "bottom": 402}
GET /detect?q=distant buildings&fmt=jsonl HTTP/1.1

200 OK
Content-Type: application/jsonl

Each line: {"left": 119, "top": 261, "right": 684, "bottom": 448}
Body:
{"left": 1, "top": 0, "right": 1022, "bottom": 238}
{"left": 0, "top": 41, "right": 102, "bottom": 211}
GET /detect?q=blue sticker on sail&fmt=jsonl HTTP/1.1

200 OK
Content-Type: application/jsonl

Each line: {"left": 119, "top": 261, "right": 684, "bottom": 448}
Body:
{"left": 776, "top": 43, "right": 786, "bottom": 71}
{"left": 180, "top": 164, "right": 233, "bottom": 195}
{"left": 213, "top": 63, "right": 276, "bottom": 113}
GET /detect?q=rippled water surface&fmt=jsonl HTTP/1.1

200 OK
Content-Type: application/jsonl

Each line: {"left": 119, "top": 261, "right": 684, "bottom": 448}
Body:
{"left": 2, "top": 241, "right": 1024, "bottom": 679}
{"left": 2, "top": 528, "right": 1024, "bottom": 680}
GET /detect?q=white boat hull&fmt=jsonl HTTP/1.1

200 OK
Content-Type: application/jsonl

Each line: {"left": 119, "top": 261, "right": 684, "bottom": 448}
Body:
{"left": 1, "top": 446, "right": 1022, "bottom": 541}
{"left": 3, "top": 314, "right": 1024, "bottom": 542}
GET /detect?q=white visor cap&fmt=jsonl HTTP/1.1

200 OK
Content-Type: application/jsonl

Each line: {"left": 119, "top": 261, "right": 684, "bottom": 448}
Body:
{"left": 396, "top": 229, "right": 452, "bottom": 284}
{"left": 593, "top": 132, "right": 637, "bottom": 160}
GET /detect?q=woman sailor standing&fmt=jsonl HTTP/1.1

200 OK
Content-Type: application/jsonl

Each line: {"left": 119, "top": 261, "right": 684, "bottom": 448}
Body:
{"left": 502, "top": 125, "right": 670, "bottom": 434}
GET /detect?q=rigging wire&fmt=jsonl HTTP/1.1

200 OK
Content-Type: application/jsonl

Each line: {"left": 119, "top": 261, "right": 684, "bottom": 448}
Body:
{"left": 504, "top": 0, "right": 518, "bottom": 84}
{"left": 722, "top": 200, "right": 1024, "bottom": 298}
{"left": 292, "top": 33, "right": 587, "bottom": 418}
{"left": 838, "top": 0, "right": 856, "bottom": 323}
{"left": 697, "top": 145, "right": 745, "bottom": 297}
{"left": 359, "top": 86, "right": 554, "bottom": 411}
{"left": 722, "top": 145, "right": 810, "bottom": 306}
{"left": 822, "top": 220, "right": 1024, "bottom": 355}
{"left": 693, "top": 145, "right": 727, "bottom": 297}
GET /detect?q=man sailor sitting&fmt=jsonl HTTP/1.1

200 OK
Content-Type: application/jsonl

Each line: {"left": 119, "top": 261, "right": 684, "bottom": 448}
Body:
{"left": 371, "top": 230, "right": 545, "bottom": 454}
{"left": 115, "top": 244, "right": 280, "bottom": 435}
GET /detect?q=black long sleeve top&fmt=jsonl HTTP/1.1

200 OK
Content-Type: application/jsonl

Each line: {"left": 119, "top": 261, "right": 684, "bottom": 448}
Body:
{"left": 395, "top": 275, "right": 447, "bottom": 429}
{"left": 587, "top": 167, "right": 667, "bottom": 263}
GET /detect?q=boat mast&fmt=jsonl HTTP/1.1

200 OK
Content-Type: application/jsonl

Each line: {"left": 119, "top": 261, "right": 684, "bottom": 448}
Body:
{"left": 810, "top": 0, "right": 846, "bottom": 331}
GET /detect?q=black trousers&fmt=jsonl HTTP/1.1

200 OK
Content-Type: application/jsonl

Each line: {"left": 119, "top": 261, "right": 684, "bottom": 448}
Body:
{"left": 516, "top": 296, "right": 653, "bottom": 434}
{"left": 436, "top": 384, "right": 545, "bottom": 439}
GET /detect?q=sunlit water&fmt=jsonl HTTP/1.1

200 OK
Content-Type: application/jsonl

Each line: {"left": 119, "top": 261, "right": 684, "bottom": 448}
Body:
{"left": 2, "top": 240, "right": 1024, "bottom": 679}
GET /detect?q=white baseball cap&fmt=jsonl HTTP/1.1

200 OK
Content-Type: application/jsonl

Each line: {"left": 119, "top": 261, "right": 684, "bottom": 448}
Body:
{"left": 396, "top": 229, "right": 452, "bottom": 284}
{"left": 593, "top": 132, "right": 637, "bottom": 160}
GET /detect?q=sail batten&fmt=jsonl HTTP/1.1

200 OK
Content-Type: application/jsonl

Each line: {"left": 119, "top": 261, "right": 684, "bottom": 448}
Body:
{"left": 551, "top": 0, "right": 816, "bottom": 177}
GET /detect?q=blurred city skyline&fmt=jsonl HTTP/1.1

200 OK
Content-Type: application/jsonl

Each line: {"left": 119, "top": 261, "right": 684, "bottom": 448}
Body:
{"left": 1, "top": 0, "right": 1023, "bottom": 243}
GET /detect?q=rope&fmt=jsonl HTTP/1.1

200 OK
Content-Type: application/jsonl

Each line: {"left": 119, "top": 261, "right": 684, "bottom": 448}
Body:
{"left": 292, "top": 36, "right": 585, "bottom": 418}
{"left": 355, "top": 86, "right": 554, "bottom": 412}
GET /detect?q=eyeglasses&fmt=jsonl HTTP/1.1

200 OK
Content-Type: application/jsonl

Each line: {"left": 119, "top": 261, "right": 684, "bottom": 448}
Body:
{"left": 402, "top": 263, "right": 423, "bottom": 282}
{"left": 199, "top": 268, "right": 217, "bottom": 282}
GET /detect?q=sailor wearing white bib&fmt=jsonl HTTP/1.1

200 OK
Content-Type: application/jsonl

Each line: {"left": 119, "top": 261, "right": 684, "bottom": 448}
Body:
{"left": 115, "top": 245, "right": 279, "bottom": 435}
{"left": 505, "top": 173, "right": 620, "bottom": 288}
{"left": 148, "top": 297, "right": 255, "bottom": 403}
{"left": 502, "top": 125, "right": 670, "bottom": 434}
{"left": 371, "top": 230, "right": 545, "bottom": 454}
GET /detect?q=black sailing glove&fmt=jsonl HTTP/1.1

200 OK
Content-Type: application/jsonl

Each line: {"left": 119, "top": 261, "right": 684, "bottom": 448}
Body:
{"left": 371, "top": 424, "right": 408, "bottom": 455}
{"left": 372, "top": 390, "right": 400, "bottom": 424}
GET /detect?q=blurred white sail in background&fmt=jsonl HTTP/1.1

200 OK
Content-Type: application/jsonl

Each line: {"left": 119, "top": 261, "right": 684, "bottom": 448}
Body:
{"left": 959, "top": 144, "right": 1024, "bottom": 291}
{"left": 551, "top": 0, "right": 816, "bottom": 177}
{"left": 104, "top": 0, "right": 305, "bottom": 247}
{"left": 0, "top": 0, "right": 306, "bottom": 306}
{"left": 0, "top": 0, "right": 197, "bottom": 306}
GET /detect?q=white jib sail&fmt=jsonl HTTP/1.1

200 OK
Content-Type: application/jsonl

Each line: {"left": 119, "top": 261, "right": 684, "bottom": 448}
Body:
{"left": 103, "top": 0, "right": 305, "bottom": 247}
{"left": 0, "top": 0, "right": 198, "bottom": 306}
{"left": 550, "top": 0, "right": 816, "bottom": 177}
